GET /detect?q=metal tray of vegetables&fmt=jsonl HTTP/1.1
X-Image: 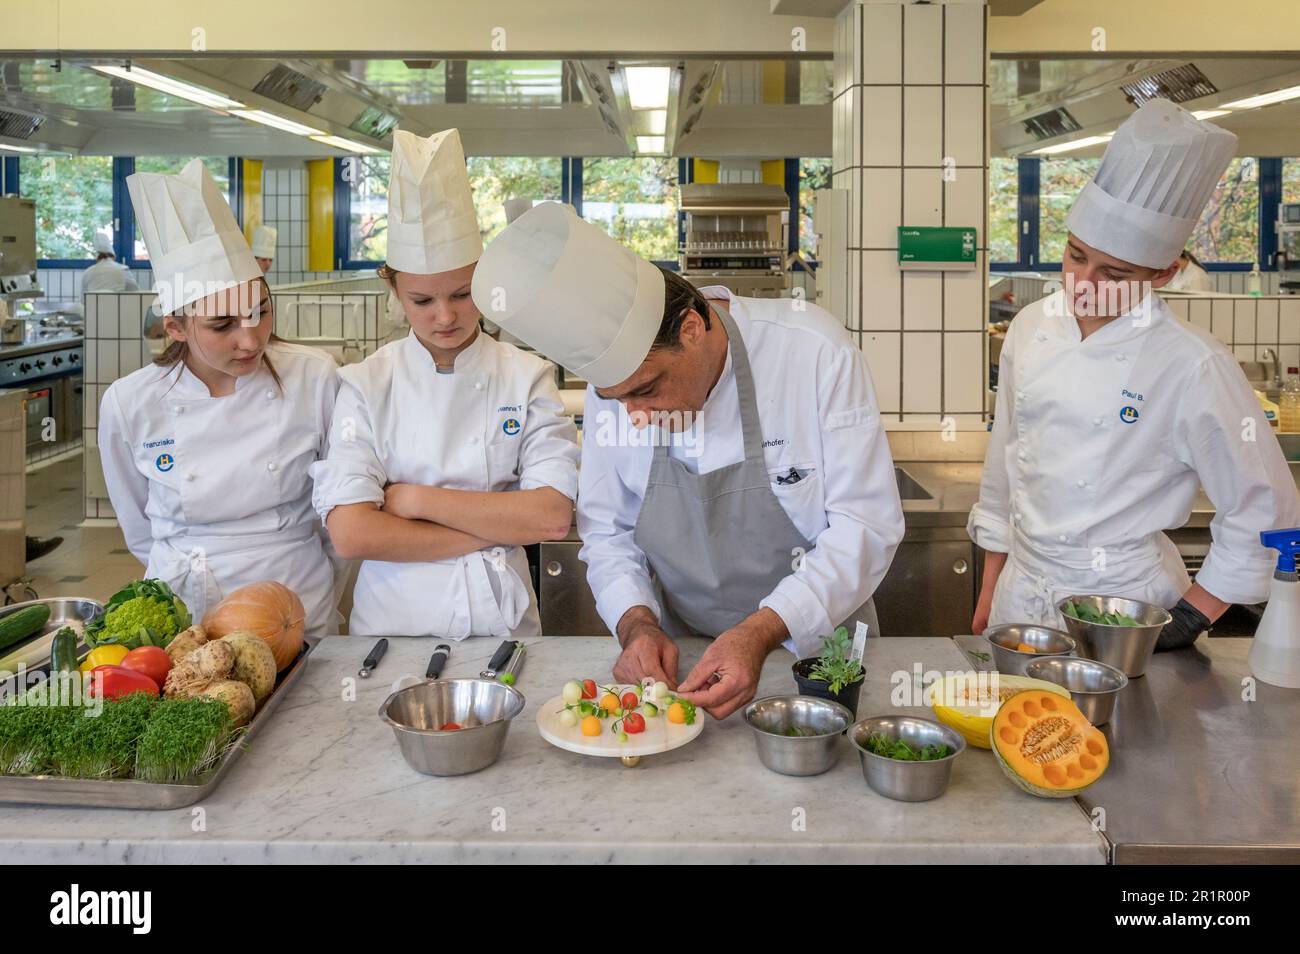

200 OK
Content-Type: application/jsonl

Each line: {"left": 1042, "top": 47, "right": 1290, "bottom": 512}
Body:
{"left": 0, "top": 642, "right": 312, "bottom": 810}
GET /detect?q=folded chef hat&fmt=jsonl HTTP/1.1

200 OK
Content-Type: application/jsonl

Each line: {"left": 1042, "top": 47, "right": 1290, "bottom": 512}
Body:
{"left": 471, "top": 202, "right": 665, "bottom": 389}
{"left": 1066, "top": 98, "right": 1237, "bottom": 268}
{"left": 92, "top": 228, "right": 114, "bottom": 256}
{"left": 386, "top": 127, "right": 483, "bottom": 274}
{"left": 127, "top": 158, "right": 262, "bottom": 315}
{"left": 251, "top": 224, "right": 277, "bottom": 258}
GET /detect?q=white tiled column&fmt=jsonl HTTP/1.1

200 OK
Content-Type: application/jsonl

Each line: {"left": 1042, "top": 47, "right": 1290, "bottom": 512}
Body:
{"left": 833, "top": 0, "right": 989, "bottom": 426}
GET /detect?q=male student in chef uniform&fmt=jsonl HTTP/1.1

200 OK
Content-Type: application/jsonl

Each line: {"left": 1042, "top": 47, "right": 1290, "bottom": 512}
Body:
{"left": 472, "top": 204, "right": 904, "bottom": 718}
{"left": 251, "top": 225, "right": 277, "bottom": 275}
{"left": 81, "top": 228, "right": 138, "bottom": 293}
{"left": 969, "top": 99, "right": 1300, "bottom": 649}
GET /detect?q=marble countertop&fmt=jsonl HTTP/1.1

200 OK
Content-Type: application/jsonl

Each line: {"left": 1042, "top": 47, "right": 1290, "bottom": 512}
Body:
{"left": 0, "top": 636, "right": 1108, "bottom": 864}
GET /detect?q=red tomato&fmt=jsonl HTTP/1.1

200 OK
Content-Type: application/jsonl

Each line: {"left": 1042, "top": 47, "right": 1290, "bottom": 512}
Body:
{"left": 439, "top": 722, "right": 462, "bottom": 731}
{"left": 581, "top": 679, "right": 597, "bottom": 700}
{"left": 621, "top": 690, "right": 639, "bottom": 709}
{"left": 623, "top": 712, "right": 646, "bottom": 734}
{"left": 88, "top": 665, "right": 160, "bottom": 701}
{"left": 120, "top": 646, "right": 172, "bottom": 690}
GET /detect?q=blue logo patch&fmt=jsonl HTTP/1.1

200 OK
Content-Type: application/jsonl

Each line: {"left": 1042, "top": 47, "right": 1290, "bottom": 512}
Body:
{"left": 1119, "top": 406, "right": 1140, "bottom": 424}
{"left": 156, "top": 453, "right": 175, "bottom": 472}
{"left": 502, "top": 418, "right": 521, "bottom": 437}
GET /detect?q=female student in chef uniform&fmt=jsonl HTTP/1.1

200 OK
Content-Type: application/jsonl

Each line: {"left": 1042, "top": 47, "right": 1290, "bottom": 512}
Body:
{"left": 969, "top": 100, "right": 1300, "bottom": 649}
{"left": 98, "top": 159, "right": 341, "bottom": 636}
{"left": 310, "top": 129, "right": 578, "bottom": 639}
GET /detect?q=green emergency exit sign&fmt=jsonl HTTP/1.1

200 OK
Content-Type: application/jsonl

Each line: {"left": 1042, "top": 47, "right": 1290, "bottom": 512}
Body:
{"left": 898, "top": 226, "right": 978, "bottom": 270}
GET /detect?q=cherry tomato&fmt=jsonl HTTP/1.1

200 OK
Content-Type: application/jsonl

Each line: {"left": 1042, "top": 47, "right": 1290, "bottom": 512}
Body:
{"left": 580, "top": 715, "right": 602, "bottom": 737}
{"left": 623, "top": 712, "right": 646, "bottom": 734}
{"left": 439, "top": 722, "right": 461, "bottom": 731}
{"left": 581, "top": 679, "right": 598, "bottom": 700}
{"left": 120, "top": 646, "right": 172, "bottom": 690}
{"left": 667, "top": 701, "right": 687, "bottom": 725}
{"left": 621, "top": 690, "right": 639, "bottom": 709}
{"left": 88, "top": 665, "right": 160, "bottom": 701}
{"left": 599, "top": 692, "right": 620, "bottom": 711}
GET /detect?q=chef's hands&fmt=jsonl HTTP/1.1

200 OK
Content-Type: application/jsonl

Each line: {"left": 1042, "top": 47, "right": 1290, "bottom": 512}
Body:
{"left": 971, "top": 592, "right": 992, "bottom": 636}
{"left": 382, "top": 483, "right": 434, "bottom": 521}
{"left": 613, "top": 606, "right": 679, "bottom": 688}
{"left": 676, "top": 608, "right": 788, "bottom": 720}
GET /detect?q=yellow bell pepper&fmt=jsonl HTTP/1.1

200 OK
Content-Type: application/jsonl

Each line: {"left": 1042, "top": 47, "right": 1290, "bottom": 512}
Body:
{"left": 78, "top": 644, "right": 129, "bottom": 673}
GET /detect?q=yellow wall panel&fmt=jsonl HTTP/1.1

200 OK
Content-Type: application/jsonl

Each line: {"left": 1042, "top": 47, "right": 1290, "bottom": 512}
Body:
{"left": 761, "top": 160, "right": 784, "bottom": 186}
{"left": 241, "top": 159, "right": 263, "bottom": 246}
{"left": 693, "top": 159, "right": 719, "bottom": 184}
{"left": 307, "top": 159, "right": 335, "bottom": 272}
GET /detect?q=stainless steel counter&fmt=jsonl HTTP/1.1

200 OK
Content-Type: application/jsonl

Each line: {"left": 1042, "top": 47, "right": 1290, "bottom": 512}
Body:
{"left": 1077, "top": 637, "right": 1299, "bottom": 863}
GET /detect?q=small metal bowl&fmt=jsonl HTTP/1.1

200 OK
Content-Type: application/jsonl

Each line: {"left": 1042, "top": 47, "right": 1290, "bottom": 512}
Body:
{"left": 1057, "top": 595, "right": 1171, "bottom": 678}
{"left": 744, "top": 695, "right": 852, "bottom": 776}
{"left": 379, "top": 678, "right": 525, "bottom": 776}
{"left": 986, "top": 623, "right": 1076, "bottom": 675}
{"left": 850, "top": 715, "right": 965, "bottom": 802}
{"left": 1024, "top": 656, "right": 1128, "bottom": 726}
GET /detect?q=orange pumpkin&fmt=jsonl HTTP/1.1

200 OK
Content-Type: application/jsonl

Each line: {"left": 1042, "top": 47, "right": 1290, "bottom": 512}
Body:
{"left": 203, "top": 581, "right": 305, "bottom": 672}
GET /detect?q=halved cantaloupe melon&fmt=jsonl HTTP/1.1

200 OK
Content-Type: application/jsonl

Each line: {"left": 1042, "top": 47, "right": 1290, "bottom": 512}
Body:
{"left": 991, "top": 690, "right": 1109, "bottom": 798}
{"left": 928, "top": 673, "right": 1070, "bottom": 749}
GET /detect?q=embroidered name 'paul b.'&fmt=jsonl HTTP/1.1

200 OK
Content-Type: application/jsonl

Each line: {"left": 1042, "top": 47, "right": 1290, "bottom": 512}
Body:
{"left": 49, "top": 883, "right": 151, "bottom": 934}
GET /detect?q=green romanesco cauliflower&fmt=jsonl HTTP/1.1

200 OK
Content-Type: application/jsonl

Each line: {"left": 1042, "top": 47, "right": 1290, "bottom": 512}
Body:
{"left": 86, "top": 579, "right": 192, "bottom": 650}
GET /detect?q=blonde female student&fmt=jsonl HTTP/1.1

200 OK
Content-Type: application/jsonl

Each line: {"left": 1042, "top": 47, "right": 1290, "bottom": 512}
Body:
{"left": 311, "top": 129, "right": 578, "bottom": 638}
{"left": 98, "top": 159, "right": 340, "bottom": 636}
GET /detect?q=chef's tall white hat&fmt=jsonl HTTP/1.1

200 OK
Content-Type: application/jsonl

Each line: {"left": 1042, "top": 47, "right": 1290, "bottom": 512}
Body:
{"left": 92, "top": 228, "right": 114, "bottom": 256}
{"left": 251, "top": 224, "right": 277, "bottom": 258}
{"left": 127, "top": 158, "right": 261, "bottom": 315}
{"left": 386, "top": 127, "right": 483, "bottom": 274}
{"left": 1066, "top": 99, "right": 1237, "bottom": 268}
{"left": 471, "top": 202, "right": 665, "bottom": 389}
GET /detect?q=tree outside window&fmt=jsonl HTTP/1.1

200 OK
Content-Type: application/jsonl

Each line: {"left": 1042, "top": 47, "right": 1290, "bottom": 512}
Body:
{"left": 1187, "top": 157, "right": 1257, "bottom": 264}
{"left": 1038, "top": 157, "right": 1099, "bottom": 265}
{"left": 131, "top": 157, "right": 230, "bottom": 261}
{"left": 582, "top": 157, "right": 678, "bottom": 262}
{"left": 466, "top": 156, "right": 563, "bottom": 244}
{"left": 1282, "top": 157, "right": 1300, "bottom": 205}
{"left": 798, "top": 157, "right": 830, "bottom": 260}
{"left": 988, "top": 158, "right": 1019, "bottom": 264}
{"left": 19, "top": 155, "right": 113, "bottom": 261}
{"left": 347, "top": 155, "right": 391, "bottom": 263}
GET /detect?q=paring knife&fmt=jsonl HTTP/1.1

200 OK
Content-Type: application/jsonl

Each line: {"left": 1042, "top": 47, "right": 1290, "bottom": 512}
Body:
{"left": 358, "top": 638, "right": 389, "bottom": 678}
{"left": 425, "top": 643, "right": 451, "bottom": 681}
{"left": 480, "top": 639, "right": 518, "bottom": 678}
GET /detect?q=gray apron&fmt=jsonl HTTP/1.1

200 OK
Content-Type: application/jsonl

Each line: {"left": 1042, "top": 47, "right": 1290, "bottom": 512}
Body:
{"left": 632, "top": 304, "right": 879, "bottom": 642}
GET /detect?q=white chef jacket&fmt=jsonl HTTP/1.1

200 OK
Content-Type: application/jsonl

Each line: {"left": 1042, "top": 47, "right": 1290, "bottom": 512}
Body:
{"left": 310, "top": 330, "right": 579, "bottom": 639}
{"left": 81, "top": 259, "right": 138, "bottom": 294}
{"left": 577, "top": 287, "right": 905, "bottom": 659}
{"left": 969, "top": 289, "right": 1300, "bottom": 620}
{"left": 98, "top": 341, "right": 341, "bottom": 636}
{"left": 1163, "top": 259, "right": 1213, "bottom": 293}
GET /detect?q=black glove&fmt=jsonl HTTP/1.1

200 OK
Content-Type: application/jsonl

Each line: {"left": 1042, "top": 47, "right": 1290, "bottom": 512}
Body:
{"left": 1155, "top": 598, "right": 1211, "bottom": 651}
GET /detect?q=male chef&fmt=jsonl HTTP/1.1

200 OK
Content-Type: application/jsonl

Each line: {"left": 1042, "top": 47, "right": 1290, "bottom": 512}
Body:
{"left": 472, "top": 203, "right": 904, "bottom": 718}
{"left": 968, "top": 99, "right": 1300, "bottom": 648}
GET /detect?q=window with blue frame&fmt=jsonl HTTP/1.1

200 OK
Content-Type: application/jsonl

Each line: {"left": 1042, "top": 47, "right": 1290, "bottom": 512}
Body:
{"left": 993, "top": 155, "right": 1280, "bottom": 271}
{"left": 15, "top": 155, "right": 236, "bottom": 267}
{"left": 19, "top": 154, "right": 114, "bottom": 263}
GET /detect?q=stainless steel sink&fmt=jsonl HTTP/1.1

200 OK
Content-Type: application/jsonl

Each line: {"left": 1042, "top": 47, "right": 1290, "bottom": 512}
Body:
{"left": 895, "top": 467, "right": 934, "bottom": 501}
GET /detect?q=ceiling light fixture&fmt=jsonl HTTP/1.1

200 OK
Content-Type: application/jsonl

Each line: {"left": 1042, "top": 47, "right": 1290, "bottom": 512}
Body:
{"left": 90, "top": 64, "right": 244, "bottom": 110}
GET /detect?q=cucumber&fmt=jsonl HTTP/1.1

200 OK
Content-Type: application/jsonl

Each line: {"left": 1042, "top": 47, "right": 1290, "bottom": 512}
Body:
{"left": 50, "top": 627, "right": 79, "bottom": 674}
{"left": 0, "top": 604, "right": 51, "bottom": 653}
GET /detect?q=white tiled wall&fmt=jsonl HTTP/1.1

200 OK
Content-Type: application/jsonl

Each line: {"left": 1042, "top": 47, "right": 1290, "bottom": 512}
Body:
{"left": 259, "top": 162, "right": 348, "bottom": 286}
{"left": 81, "top": 288, "right": 389, "bottom": 521}
{"left": 1163, "top": 295, "right": 1300, "bottom": 375}
{"left": 37, "top": 267, "right": 153, "bottom": 304}
{"left": 833, "top": 0, "right": 988, "bottom": 428}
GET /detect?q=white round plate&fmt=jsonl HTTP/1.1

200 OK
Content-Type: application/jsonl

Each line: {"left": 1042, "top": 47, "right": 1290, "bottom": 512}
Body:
{"left": 535, "top": 685, "right": 704, "bottom": 758}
